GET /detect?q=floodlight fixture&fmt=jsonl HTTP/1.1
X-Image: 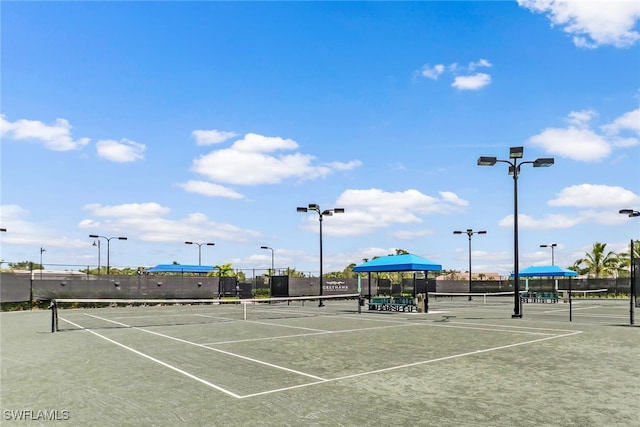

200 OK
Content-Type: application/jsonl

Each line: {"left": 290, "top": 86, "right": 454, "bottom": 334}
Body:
{"left": 477, "top": 156, "right": 497, "bottom": 166}
{"left": 533, "top": 158, "right": 554, "bottom": 167}
{"left": 510, "top": 146, "right": 524, "bottom": 159}
{"left": 619, "top": 209, "right": 640, "bottom": 217}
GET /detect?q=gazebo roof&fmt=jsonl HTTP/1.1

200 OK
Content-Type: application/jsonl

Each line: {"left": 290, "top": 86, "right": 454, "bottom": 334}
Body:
{"left": 353, "top": 254, "right": 442, "bottom": 273}
{"left": 514, "top": 265, "right": 578, "bottom": 277}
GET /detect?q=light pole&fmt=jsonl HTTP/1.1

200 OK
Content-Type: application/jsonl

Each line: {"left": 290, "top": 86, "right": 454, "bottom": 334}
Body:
{"left": 260, "top": 246, "right": 274, "bottom": 276}
{"left": 478, "top": 146, "right": 554, "bottom": 318}
{"left": 297, "top": 203, "right": 345, "bottom": 306}
{"left": 619, "top": 209, "right": 639, "bottom": 325}
{"left": 89, "top": 235, "right": 128, "bottom": 275}
{"left": 453, "top": 229, "right": 486, "bottom": 300}
{"left": 540, "top": 243, "right": 558, "bottom": 265}
{"left": 40, "top": 247, "right": 46, "bottom": 278}
{"left": 92, "top": 239, "right": 101, "bottom": 274}
{"left": 184, "top": 241, "right": 215, "bottom": 265}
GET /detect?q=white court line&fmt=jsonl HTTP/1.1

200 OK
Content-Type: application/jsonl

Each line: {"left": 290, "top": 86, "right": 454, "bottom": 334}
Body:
{"left": 58, "top": 316, "right": 243, "bottom": 399}
{"left": 340, "top": 312, "right": 579, "bottom": 333}
{"left": 61, "top": 312, "right": 584, "bottom": 399}
{"left": 81, "top": 313, "right": 327, "bottom": 382}
{"left": 239, "top": 329, "right": 584, "bottom": 399}
{"left": 195, "top": 314, "right": 328, "bottom": 333}
{"left": 203, "top": 323, "right": 416, "bottom": 346}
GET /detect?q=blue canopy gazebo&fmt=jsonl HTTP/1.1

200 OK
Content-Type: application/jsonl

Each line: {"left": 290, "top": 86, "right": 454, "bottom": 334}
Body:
{"left": 516, "top": 265, "right": 578, "bottom": 278}
{"left": 353, "top": 254, "right": 442, "bottom": 311}
{"left": 512, "top": 265, "right": 577, "bottom": 294}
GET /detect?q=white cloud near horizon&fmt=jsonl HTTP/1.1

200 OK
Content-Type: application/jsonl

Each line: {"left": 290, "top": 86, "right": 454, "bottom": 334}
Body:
{"left": 95, "top": 139, "right": 146, "bottom": 162}
{"left": 191, "top": 132, "right": 361, "bottom": 185}
{"left": 0, "top": 114, "right": 90, "bottom": 151}
{"left": 0, "top": 204, "right": 89, "bottom": 249}
{"left": 81, "top": 202, "right": 261, "bottom": 243}
{"left": 497, "top": 183, "right": 640, "bottom": 230}
{"left": 518, "top": 0, "right": 640, "bottom": 48}
{"left": 527, "top": 108, "right": 639, "bottom": 161}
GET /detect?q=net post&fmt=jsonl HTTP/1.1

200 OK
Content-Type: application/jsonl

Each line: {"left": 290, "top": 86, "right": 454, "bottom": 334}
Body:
{"left": 243, "top": 301, "right": 247, "bottom": 320}
{"left": 50, "top": 300, "right": 58, "bottom": 333}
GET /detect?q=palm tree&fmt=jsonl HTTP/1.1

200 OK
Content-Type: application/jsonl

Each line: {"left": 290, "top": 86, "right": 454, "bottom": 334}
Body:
{"left": 210, "top": 263, "right": 234, "bottom": 277}
{"left": 573, "top": 242, "right": 621, "bottom": 278}
{"left": 615, "top": 240, "right": 640, "bottom": 278}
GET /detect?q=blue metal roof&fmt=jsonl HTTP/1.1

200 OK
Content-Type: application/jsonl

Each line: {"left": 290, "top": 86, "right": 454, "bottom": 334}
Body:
{"left": 144, "top": 264, "right": 217, "bottom": 274}
{"left": 513, "top": 265, "right": 578, "bottom": 277}
{"left": 353, "top": 254, "right": 442, "bottom": 273}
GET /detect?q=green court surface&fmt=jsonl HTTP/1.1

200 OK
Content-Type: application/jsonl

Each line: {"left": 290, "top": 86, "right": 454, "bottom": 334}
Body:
{"left": 1, "top": 298, "right": 639, "bottom": 426}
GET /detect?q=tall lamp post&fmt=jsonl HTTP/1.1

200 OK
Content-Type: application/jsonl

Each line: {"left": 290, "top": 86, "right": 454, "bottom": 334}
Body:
{"left": 540, "top": 243, "right": 557, "bottom": 265}
{"left": 89, "top": 235, "right": 128, "bottom": 275}
{"left": 478, "top": 146, "right": 554, "bottom": 318}
{"left": 184, "top": 241, "right": 215, "bottom": 266}
{"left": 619, "top": 209, "right": 639, "bottom": 325}
{"left": 39, "top": 247, "right": 46, "bottom": 279}
{"left": 297, "top": 203, "right": 345, "bottom": 306}
{"left": 260, "top": 246, "right": 275, "bottom": 276}
{"left": 92, "top": 239, "right": 101, "bottom": 274}
{"left": 453, "top": 229, "right": 487, "bottom": 300}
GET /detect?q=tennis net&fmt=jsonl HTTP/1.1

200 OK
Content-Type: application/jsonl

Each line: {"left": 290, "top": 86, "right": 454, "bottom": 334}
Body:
{"left": 50, "top": 294, "right": 361, "bottom": 332}
{"left": 428, "top": 291, "right": 515, "bottom": 306}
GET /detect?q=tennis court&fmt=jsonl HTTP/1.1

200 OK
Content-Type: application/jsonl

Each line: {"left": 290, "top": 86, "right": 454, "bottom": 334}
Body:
{"left": 1, "top": 295, "right": 639, "bottom": 426}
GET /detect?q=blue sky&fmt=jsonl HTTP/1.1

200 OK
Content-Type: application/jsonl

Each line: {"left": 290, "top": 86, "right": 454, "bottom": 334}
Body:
{"left": 1, "top": 1, "right": 639, "bottom": 277}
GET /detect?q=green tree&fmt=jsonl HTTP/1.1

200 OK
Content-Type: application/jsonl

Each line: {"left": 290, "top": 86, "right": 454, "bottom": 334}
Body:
{"left": 615, "top": 240, "right": 640, "bottom": 278}
{"left": 573, "top": 242, "right": 621, "bottom": 278}
{"left": 8, "top": 261, "right": 40, "bottom": 270}
{"left": 211, "top": 263, "right": 234, "bottom": 277}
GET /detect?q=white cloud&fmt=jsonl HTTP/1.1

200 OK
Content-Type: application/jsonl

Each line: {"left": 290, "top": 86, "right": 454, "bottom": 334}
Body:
{"left": 177, "top": 180, "right": 245, "bottom": 199}
{"left": 439, "top": 191, "right": 469, "bottom": 207}
{"left": 80, "top": 202, "right": 261, "bottom": 243}
{"left": 469, "top": 58, "right": 492, "bottom": 70}
{"left": 191, "top": 132, "right": 361, "bottom": 185}
{"left": 528, "top": 126, "right": 611, "bottom": 161}
{"left": 0, "top": 204, "right": 88, "bottom": 248}
{"left": 418, "top": 59, "right": 493, "bottom": 91}
{"left": 549, "top": 184, "right": 640, "bottom": 208}
{"left": 0, "top": 115, "right": 89, "bottom": 151}
{"left": 307, "top": 188, "right": 470, "bottom": 236}
{"left": 231, "top": 133, "right": 298, "bottom": 153}
{"left": 528, "top": 108, "right": 638, "bottom": 161}
{"left": 518, "top": 0, "right": 640, "bottom": 48}
{"left": 420, "top": 64, "right": 445, "bottom": 79}
{"left": 451, "top": 73, "right": 492, "bottom": 91}
{"left": 96, "top": 139, "right": 146, "bottom": 162}
{"left": 601, "top": 108, "right": 640, "bottom": 135}
{"left": 192, "top": 129, "right": 238, "bottom": 145}
{"left": 566, "top": 109, "right": 597, "bottom": 126}
{"left": 499, "top": 213, "right": 586, "bottom": 229}
{"left": 83, "top": 202, "right": 170, "bottom": 218}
